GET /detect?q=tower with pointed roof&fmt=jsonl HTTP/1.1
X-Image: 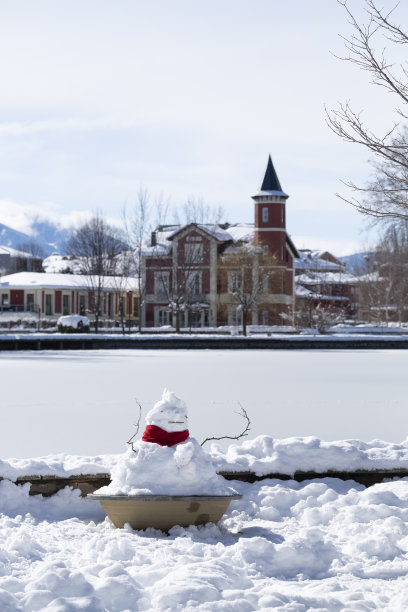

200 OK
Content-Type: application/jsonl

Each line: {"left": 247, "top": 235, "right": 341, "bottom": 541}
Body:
{"left": 252, "top": 155, "right": 289, "bottom": 259}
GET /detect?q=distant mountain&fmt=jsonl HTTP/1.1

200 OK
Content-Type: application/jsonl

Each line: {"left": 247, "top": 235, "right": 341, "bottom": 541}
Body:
{"left": 0, "top": 221, "right": 70, "bottom": 256}
{"left": 339, "top": 251, "right": 374, "bottom": 274}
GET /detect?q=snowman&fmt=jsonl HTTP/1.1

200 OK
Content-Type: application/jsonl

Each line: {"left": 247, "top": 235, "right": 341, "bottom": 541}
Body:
{"left": 95, "top": 389, "right": 234, "bottom": 496}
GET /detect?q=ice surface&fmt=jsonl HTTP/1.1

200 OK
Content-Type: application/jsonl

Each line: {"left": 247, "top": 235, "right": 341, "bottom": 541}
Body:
{"left": 1, "top": 348, "right": 408, "bottom": 459}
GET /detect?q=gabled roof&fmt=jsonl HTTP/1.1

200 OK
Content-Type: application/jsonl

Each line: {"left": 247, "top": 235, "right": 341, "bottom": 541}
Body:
{"left": 167, "top": 223, "right": 232, "bottom": 243}
{"left": 253, "top": 155, "right": 289, "bottom": 198}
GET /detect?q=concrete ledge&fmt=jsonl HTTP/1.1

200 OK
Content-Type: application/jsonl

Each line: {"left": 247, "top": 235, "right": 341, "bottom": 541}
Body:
{"left": 2, "top": 335, "right": 408, "bottom": 350}
{"left": 2, "top": 468, "right": 408, "bottom": 497}
{"left": 1, "top": 473, "right": 112, "bottom": 497}
{"left": 219, "top": 469, "right": 408, "bottom": 487}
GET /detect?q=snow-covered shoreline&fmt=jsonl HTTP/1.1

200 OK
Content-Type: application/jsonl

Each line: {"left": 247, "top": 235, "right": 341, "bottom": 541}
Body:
{"left": 3, "top": 435, "right": 408, "bottom": 481}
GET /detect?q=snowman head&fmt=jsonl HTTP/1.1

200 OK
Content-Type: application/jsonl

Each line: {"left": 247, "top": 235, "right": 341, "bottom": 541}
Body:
{"left": 145, "top": 389, "right": 189, "bottom": 433}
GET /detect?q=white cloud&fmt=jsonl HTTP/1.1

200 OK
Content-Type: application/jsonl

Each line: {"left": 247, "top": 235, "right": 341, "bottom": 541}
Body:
{"left": 0, "top": 200, "right": 90, "bottom": 234}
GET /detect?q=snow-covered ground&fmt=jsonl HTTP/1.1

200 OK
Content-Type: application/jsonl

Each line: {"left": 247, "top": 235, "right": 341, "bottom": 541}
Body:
{"left": 2, "top": 476, "right": 408, "bottom": 610}
{"left": 0, "top": 349, "right": 407, "bottom": 458}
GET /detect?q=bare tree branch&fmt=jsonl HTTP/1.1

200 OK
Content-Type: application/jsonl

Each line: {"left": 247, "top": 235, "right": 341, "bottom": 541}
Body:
{"left": 327, "top": 1, "right": 408, "bottom": 221}
{"left": 127, "top": 399, "right": 142, "bottom": 453}
{"left": 200, "top": 404, "right": 251, "bottom": 447}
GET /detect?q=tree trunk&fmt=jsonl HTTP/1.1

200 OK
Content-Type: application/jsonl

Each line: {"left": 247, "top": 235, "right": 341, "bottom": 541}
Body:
{"left": 138, "top": 296, "right": 142, "bottom": 333}
{"left": 242, "top": 310, "right": 247, "bottom": 336}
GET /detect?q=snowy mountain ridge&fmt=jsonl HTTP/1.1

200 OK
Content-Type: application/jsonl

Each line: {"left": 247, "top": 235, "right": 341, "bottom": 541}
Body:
{"left": 0, "top": 221, "right": 70, "bottom": 256}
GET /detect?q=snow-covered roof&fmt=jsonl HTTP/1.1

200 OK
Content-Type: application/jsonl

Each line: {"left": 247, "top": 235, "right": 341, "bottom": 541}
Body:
{"left": 144, "top": 221, "right": 298, "bottom": 257}
{"left": 166, "top": 223, "right": 232, "bottom": 243}
{"left": 226, "top": 223, "right": 254, "bottom": 243}
{"left": 296, "top": 271, "right": 357, "bottom": 285}
{"left": 295, "top": 250, "right": 345, "bottom": 272}
{"left": 0, "top": 272, "right": 138, "bottom": 291}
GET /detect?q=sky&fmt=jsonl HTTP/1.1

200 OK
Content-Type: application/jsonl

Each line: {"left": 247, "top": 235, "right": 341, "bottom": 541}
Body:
{"left": 0, "top": 0, "right": 406, "bottom": 256}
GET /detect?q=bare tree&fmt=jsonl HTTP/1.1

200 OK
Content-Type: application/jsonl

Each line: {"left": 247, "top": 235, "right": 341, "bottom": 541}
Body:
{"left": 14, "top": 240, "right": 45, "bottom": 272}
{"left": 220, "top": 245, "right": 278, "bottom": 336}
{"left": 67, "top": 213, "right": 126, "bottom": 332}
{"left": 357, "top": 224, "right": 408, "bottom": 323}
{"left": 123, "top": 188, "right": 153, "bottom": 333}
{"left": 326, "top": 0, "right": 408, "bottom": 220}
{"left": 173, "top": 196, "right": 225, "bottom": 226}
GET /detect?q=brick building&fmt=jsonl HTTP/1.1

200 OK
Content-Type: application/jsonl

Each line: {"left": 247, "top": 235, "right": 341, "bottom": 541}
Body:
{"left": 0, "top": 272, "right": 138, "bottom": 328}
{"left": 142, "top": 156, "right": 298, "bottom": 329}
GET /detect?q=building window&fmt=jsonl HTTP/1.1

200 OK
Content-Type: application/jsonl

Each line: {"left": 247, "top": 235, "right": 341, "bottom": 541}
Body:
{"left": 79, "top": 295, "right": 86, "bottom": 315}
{"left": 262, "top": 207, "right": 269, "bottom": 223}
{"left": 45, "top": 294, "right": 53, "bottom": 315}
{"left": 262, "top": 311, "right": 269, "bottom": 325}
{"left": 1, "top": 294, "right": 9, "bottom": 306}
{"left": 118, "top": 296, "right": 124, "bottom": 317}
{"left": 133, "top": 297, "right": 139, "bottom": 317}
{"left": 155, "top": 272, "right": 170, "bottom": 299}
{"left": 281, "top": 208, "right": 284, "bottom": 224}
{"left": 263, "top": 276, "right": 269, "bottom": 292}
{"left": 185, "top": 243, "right": 203, "bottom": 263}
{"left": 62, "top": 294, "right": 70, "bottom": 315}
{"left": 158, "top": 309, "right": 170, "bottom": 326}
{"left": 186, "top": 271, "right": 201, "bottom": 296}
{"left": 228, "top": 271, "right": 242, "bottom": 294}
{"left": 27, "top": 294, "right": 35, "bottom": 312}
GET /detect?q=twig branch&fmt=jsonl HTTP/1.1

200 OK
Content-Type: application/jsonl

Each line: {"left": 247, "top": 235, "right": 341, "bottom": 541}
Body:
{"left": 201, "top": 403, "right": 251, "bottom": 446}
{"left": 127, "top": 399, "right": 142, "bottom": 452}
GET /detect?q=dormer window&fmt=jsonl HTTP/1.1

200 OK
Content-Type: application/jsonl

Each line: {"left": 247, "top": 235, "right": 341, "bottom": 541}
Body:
{"left": 262, "top": 207, "right": 269, "bottom": 223}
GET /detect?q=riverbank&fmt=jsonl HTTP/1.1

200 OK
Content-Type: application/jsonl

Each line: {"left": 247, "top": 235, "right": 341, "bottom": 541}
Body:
{"left": 2, "top": 331, "right": 408, "bottom": 350}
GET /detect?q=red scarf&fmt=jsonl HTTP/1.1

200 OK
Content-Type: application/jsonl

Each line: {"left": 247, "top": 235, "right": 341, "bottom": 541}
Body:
{"left": 142, "top": 424, "right": 189, "bottom": 447}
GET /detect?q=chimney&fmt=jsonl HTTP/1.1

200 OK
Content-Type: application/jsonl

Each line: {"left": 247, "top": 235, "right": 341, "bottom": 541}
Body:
{"left": 151, "top": 231, "right": 157, "bottom": 247}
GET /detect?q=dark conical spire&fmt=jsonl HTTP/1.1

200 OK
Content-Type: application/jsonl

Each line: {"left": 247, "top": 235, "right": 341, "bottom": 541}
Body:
{"left": 259, "top": 155, "right": 284, "bottom": 192}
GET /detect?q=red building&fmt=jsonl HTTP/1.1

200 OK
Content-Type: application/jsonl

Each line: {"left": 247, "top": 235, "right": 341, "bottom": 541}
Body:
{"left": 142, "top": 156, "right": 298, "bottom": 329}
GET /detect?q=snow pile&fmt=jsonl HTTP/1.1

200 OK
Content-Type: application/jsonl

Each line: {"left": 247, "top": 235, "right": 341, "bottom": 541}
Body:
{"left": 210, "top": 435, "right": 408, "bottom": 476}
{"left": 95, "top": 390, "right": 234, "bottom": 496}
{"left": 2, "top": 477, "right": 408, "bottom": 609}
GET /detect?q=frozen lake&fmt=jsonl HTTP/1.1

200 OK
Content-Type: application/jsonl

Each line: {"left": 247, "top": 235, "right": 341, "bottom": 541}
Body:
{"left": 0, "top": 348, "right": 407, "bottom": 459}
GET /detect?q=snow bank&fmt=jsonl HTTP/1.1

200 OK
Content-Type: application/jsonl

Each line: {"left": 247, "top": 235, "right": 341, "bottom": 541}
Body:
{"left": 210, "top": 435, "right": 408, "bottom": 476}
{"left": 3, "top": 436, "right": 408, "bottom": 481}
{"left": 0, "top": 453, "right": 119, "bottom": 481}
